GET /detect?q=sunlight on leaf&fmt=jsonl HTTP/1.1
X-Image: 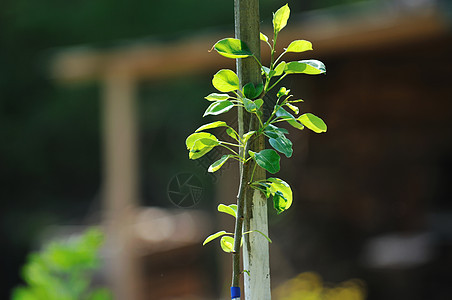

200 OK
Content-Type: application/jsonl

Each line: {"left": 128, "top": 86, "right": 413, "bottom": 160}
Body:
{"left": 205, "top": 93, "right": 230, "bottom": 101}
{"left": 285, "top": 60, "right": 326, "bottom": 75}
{"left": 203, "top": 231, "right": 230, "bottom": 246}
{"left": 274, "top": 61, "right": 286, "bottom": 77}
{"left": 286, "top": 40, "right": 313, "bottom": 53}
{"left": 186, "top": 132, "right": 219, "bottom": 160}
{"left": 285, "top": 103, "right": 299, "bottom": 114}
{"left": 208, "top": 155, "right": 232, "bottom": 173}
{"left": 214, "top": 38, "right": 253, "bottom": 59}
{"left": 195, "top": 121, "right": 228, "bottom": 132}
{"left": 212, "top": 69, "right": 240, "bottom": 92}
{"left": 220, "top": 236, "right": 235, "bottom": 253}
{"left": 273, "top": 4, "right": 290, "bottom": 33}
{"left": 298, "top": 113, "right": 327, "bottom": 133}
{"left": 218, "top": 204, "right": 237, "bottom": 218}
{"left": 242, "top": 131, "right": 256, "bottom": 145}
{"left": 203, "top": 100, "right": 234, "bottom": 116}
{"left": 267, "top": 177, "right": 293, "bottom": 213}
{"left": 186, "top": 132, "right": 217, "bottom": 151}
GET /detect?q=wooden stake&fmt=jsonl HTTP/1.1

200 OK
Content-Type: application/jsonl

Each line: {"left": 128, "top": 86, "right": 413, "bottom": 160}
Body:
{"left": 233, "top": 0, "right": 271, "bottom": 299}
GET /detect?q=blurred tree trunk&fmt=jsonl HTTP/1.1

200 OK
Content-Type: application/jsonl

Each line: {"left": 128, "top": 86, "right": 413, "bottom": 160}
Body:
{"left": 102, "top": 69, "right": 142, "bottom": 300}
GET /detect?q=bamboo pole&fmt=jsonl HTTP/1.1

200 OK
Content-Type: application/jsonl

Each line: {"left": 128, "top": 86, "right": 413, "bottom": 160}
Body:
{"left": 233, "top": 0, "right": 271, "bottom": 299}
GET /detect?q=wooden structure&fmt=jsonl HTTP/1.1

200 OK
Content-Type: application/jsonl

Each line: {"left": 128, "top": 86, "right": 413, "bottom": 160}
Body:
{"left": 50, "top": 1, "right": 452, "bottom": 299}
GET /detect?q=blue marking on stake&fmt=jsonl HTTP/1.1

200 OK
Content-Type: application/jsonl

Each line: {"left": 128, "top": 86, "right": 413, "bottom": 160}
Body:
{"left": 231, "top": 286, "right": 240, "bottom": 299}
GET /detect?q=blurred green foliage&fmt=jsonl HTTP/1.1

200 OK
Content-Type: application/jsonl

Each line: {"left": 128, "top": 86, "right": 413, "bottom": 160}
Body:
{"left": 11, "top": 228, "right": 111, "bottom": 300}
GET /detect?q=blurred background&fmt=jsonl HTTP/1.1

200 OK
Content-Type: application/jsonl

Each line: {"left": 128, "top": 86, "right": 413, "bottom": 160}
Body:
{"left": 2, "top": 0, "right": 452, "bottom": 299}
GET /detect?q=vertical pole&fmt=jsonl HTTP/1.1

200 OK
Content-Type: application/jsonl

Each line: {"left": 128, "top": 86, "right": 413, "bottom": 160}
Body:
{"left": 234, "top": 1, "right": 272, "bottom": 299}
{"left": 102, "top": 67, "right": 142, "bottom": 300}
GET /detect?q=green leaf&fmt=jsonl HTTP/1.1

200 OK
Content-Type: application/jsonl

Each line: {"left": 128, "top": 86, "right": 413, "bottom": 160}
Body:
{"left": 186, "top": 132, "right": 219, "bottom": 160}
{"left": 264, "top": 125, "right": 287, "bottom": 139}
{"left": 214, "top": 38, "right": 253, "bottom": 59}
{"left": 277, "top": 87, "right": 290, "bottom": 98}
{"left": 254, "top": 99, "right": 264, "bottom": 110}
{"left": 252, "top": 178, "right": 292, "bottom": 213}
{"left": 203, "top": 100, "right": 234, "bottom": 116}
{"left": 195, "top": 121, "right": 228, "bottom": 132}
{"left": 243, "top": 98, "right": 256, "bottom": 113}
{"left": 205, "top": 93, "right": 230, "bottom": 101}
{"left": 208, "top": 155, "right": 231, "bottom": 173}
{"left": 267, "top": 177, "right": 293, "bottom": 213}
{"left": 289, "top": 99, "right": 304, "bottom": 103}
{"left": 262, "top": 66, "right": 271, "bottom": 76}
{"left": 197, "top": 138, "right": 219, "bottom": 146}
{"left": 269, "top": 136, "right": 293, "bottom": 158}
{"left": 220, "top": 236, "right": 235, "bottom": 253}
{"left": 297, "top": 113, "right": 327, "bottom": 133}
{"left": 285, "top": 40, "right": 313, "bottom": 53}
{"left": 274, "top": 61, "right": 286, "bottom": 77}
{"left": 242, "top": 131, "right": 255, "bottom": 145}
{"left": 273, "top": 4, "right": 290, "bottom": 33}
{"left": 226, "top": 128, "right": 239, "bottom": 142}
{"left": 243, "top": 98, "right": 263, "bottom": 114}
{"left": 254, "top": 84, "right": 264, "bottom": 98}
{"left": 203, "top": 231, "right": 229, "bottom": 246}
{"left": 275, "top": 107, "right": 304, "bottom": 130}
{"left": 249, "top": 149, "right": 281, "bottom": 174}
{"left": 190, "top": 138, "right": 218, "bottom": 160}
{"left": 285, "top": 103, "right": 299, "bottom": 114}
{"left": 218, "top": 204, "right": 237, "bottom": 218}
{"left": 273, "top": 191, "right": 288, "bottom": 214}
{"left": 212, "top": 69, "right": 240, "bottom": 92}
{"left": 186, "top": 132, "right": 217, "bottom": 149}
{"left": 268, "top": 124, "right": 289, "bottom": 134}
{"left": 243, "top": 82, "right": 264, "bottom": 99}
{"left": 260, "top": 32, "right": 269, "bottom": 43}
{"left": 257, "top": 182, "right": 272, "bottom": 198}
{"left": 285, "top": 60, "right": 326, "bottom": 75}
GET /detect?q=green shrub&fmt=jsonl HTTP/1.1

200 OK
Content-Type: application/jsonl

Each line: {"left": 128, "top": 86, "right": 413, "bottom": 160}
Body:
{"left": 11, "top": 228, "right": 112, "bottom": 300}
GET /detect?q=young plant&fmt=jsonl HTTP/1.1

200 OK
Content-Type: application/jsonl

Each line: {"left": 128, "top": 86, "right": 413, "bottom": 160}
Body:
{"left": 186, "top": 3, "right": 327, "bottom": 298}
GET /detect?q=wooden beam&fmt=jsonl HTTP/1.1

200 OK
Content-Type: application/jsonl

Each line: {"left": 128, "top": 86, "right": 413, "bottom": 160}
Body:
{"left": 50, "top": 9, "right": 449, "bottom": 83}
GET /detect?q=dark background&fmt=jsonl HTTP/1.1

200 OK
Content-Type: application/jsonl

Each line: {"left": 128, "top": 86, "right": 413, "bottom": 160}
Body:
{"left": 2, "top": 0, "right": 452, "bottom": 299}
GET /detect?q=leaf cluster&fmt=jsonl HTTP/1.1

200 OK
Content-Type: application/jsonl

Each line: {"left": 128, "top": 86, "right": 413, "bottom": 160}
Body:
{"left": 186, "top": 4, "right": 327, "bottom": 253}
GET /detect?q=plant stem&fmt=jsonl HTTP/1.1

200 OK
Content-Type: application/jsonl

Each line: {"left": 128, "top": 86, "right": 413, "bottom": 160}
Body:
{"left": 267, "top": 73, "right": 288, "bottom": 93}
{"left": 232, "top": 143, "right": 250, "bottom": 287}
{"left": 219, "top": 144, "right": 239, "bottom": 156}
{"left": 249, "top": 161, "right": 258, "bottom": 183}
{"left": 220, "top": 141, "right": 243, "bottom": 148}
{"left": 273, "top": 50, "right": 286, "bottom": 66}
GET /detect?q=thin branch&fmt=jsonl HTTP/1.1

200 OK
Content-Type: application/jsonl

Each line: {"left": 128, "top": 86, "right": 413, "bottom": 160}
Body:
{"left": 232, "top": 141, "right": 250, "bottom": 287}
{"left": 273, "top": 50, "right": 287, "bottom": 66}
{"left": 219, "top": 144, "right": 239, "bottom": 156}
{"left": 266, "top": 73, "right": 288, "bottom": 93}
